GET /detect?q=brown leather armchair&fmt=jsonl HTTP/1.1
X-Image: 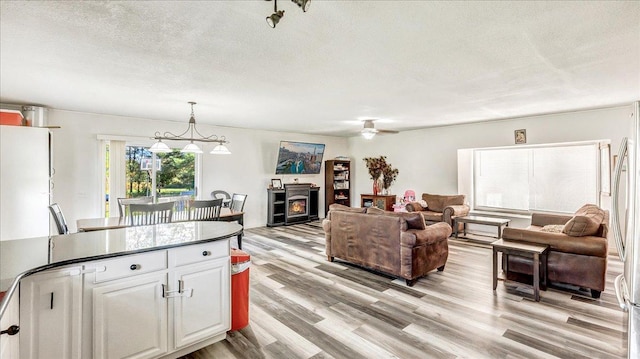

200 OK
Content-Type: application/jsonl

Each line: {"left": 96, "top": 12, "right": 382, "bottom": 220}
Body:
{"left": 502, "top": 204, "right": 609, "bottom": 298}
{"left": 405, "top": 193, "right": 470, "bottom": 229}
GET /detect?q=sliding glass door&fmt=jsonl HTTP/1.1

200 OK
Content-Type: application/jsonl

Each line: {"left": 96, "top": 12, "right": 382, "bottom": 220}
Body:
{"left": 103, "top": 142, "right": 197, "bottom": 217}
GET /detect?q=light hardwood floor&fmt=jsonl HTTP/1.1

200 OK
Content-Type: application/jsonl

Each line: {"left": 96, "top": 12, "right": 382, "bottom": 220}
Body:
{"left": 182, "top": 222, "right": 628, "bottom": 359}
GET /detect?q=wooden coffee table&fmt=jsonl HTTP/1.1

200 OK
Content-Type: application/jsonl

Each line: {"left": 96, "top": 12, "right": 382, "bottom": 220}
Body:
{"left": 453, "top": 215, "right": 511, "bottom": 239}
{"left": 492, "top": 239, "right": 549, "bottom": 302}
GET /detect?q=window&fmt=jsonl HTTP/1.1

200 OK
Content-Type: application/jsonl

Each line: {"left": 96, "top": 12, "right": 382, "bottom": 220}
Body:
{"left": 474, "top": 142, "right": 600, "bottom": 213}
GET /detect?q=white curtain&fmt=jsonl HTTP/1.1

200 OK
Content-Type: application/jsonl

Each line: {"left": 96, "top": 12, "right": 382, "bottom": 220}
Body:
{"left": 109, "top": 140, "right": 126, "bottom": 216}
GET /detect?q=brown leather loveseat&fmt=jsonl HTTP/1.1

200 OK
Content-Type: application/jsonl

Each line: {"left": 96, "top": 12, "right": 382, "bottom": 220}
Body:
{"left": 322, "top": 204, "right": 451, "bottom": 286}
{"left": 405, "top": 193, "right": 470, "bottom": 229}
{"left": 502, "top": 204, "right": 609, "bottom": 298}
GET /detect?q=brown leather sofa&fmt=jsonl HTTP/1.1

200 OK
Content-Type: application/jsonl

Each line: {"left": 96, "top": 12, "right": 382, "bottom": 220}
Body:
{"left": 502, "top": 204, "right": 609, "bottom": 298}
{"left": 405, "top": 193, "right": 470, "bottom": 229}
{"left": 322, "top": 204, "right": 451, "bottom": 286}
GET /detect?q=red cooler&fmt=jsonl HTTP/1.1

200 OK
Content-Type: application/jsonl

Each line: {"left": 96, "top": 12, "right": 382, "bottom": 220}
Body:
{"left": 230, "top": 248, "right": 250, "bottom": 331}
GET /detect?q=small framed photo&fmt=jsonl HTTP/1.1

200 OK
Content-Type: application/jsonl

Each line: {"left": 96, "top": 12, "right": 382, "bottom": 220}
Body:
{"left": 271, "top": 178, "right": 282, "bottom": 189}
{"left": 514, "top": 129, "right": 526, "bottom": 144}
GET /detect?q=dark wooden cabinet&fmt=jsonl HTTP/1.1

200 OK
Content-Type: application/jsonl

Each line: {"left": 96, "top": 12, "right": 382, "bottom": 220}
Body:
{"left": 267, "top": 188, "right": 286, "bottom": 227}
{"left": 360, "top": 194, "right": 396, "bottom": 211}
{"left": 309, "top": 187, "right": 319, "bottom": 220}
{"left": 267, "top": 185, "right": 319, "bottom": 227}
{"left": 325, "top": 159, "right": 351, "bottom": 215}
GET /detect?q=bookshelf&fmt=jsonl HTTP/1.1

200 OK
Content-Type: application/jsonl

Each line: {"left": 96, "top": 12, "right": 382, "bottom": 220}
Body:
{"left": 325, "top": 159, "right": 351, "bottom": 215}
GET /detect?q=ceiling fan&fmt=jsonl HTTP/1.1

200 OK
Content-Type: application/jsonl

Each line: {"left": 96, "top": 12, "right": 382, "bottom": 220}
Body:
{"left": 360, "top": 119, "right": 399, "bottom": 139}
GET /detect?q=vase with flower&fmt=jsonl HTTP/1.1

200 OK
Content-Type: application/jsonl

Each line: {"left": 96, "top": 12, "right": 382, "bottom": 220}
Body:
{"left": 382, "top": 164, "right": 399, "bottom": 195}
{"left": 363, "top": 156, "right": 386, "bottom": 195}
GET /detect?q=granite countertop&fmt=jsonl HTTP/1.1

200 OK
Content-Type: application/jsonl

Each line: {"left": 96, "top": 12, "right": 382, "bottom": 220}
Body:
{"left": 0, "top": 221, "right": 242, "bottom": 318}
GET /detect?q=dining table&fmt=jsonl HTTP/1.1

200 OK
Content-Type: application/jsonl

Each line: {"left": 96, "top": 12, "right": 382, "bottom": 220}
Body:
{"left": 76, "top": 208, "right": 245, "bottom": 249}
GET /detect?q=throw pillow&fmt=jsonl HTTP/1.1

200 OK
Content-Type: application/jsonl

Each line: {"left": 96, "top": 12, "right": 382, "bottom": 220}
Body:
{"left": 378, "top": 211, "right": 426, "bottom": 230}
{"left": 395, "top": 212, "right": 426, "bottom": 230}
{"left": 563, "top": 215, "right": 600, "bottom": 236}
{"left": 540, "top": 224, "right": 564, "bottom": 233}
{"left": 366, "top": 207, "right": 385, "bottom": 215}
{"left": 562, "top": 204, "right": 606, "bottom": 237}
{"left": 406, "top": 202, "right": 424, "bottom": 212}
{"left": 404, "top": 212, "right": 426, "bottom": 230}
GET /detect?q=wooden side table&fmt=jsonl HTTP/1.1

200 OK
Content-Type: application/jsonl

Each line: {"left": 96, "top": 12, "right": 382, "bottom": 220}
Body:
{"left": 454, "top": 215, "right": 511, "bottom": 239}
{"left": 360, "top": 194, "right": 396, "bottom": 211}
{"left": 492, "top": 239, "right": 549, "bottom": 302}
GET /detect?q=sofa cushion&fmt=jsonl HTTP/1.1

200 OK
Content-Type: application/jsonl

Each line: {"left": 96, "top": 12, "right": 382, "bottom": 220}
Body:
{"left": 562, "top": 204, "right": 606, "bottom": 237}
{"left": 421, "top": 211, "right": 444, "bottom": 223}
{"left": 422, "top": 194, "right": 465, "bottom": 212}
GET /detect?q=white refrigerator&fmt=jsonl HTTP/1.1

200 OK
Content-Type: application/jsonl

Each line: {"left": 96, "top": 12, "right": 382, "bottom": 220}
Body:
{"left": 613, "top": 101, "right": 640, "bottom": 359}
{"left": 0, "top": 125, "right": 50, "bottom": 241}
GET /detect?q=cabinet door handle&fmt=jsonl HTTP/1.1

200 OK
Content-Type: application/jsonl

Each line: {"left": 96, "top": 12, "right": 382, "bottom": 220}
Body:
{"left": 130, "top": 264, "right": 140, "bottom": 271}
{"left": 202, "top": 251, "right": 210, "bottom": 256}
{"left": 161, "top": 282, "right": 192, "bottom": 298}
{"left": 50, "top": 292, "right": 54, "bottom": 310}
{"left": 0, "top": 325, "right": 19, "bottom": 336}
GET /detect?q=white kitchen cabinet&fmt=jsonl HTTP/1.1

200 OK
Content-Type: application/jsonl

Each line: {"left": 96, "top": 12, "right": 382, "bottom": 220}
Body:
{"left": 19, "top": 266, "right": 83, "bottom": 359}
{"left": 92, "top": 271, "right": 168, "bottom": 359}
{"left": 87, "top": 240, "right": 230, "bottom": 358}
{"left": 0, "top": 125, "right": 50, "bottom": 241}
{"left": 0, "top": 289, "right": 20, "bottom": 359}
{"left": 171, "top": 257, "right": 230, "bottom": 349}
{"left": 14, "top": 239, "right": 230, "bottom": 359}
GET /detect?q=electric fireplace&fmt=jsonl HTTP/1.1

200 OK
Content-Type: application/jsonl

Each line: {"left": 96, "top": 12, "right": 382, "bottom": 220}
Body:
{"left": 287, "top": 196, "right": 308, "bottom": 217}
{"left": 284, "top": 184, "right": 311, "bottom": 223}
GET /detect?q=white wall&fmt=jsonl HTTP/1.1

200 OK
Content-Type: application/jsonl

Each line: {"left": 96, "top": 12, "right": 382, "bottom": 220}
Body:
{"left": 347, "top": 105, "right": 632, "bottom": 214}
{"left": 46, "top": 103, "right": 633, "bottom": 233}
{"left": 47, "top": 109, "right": 349, "bottom": 231}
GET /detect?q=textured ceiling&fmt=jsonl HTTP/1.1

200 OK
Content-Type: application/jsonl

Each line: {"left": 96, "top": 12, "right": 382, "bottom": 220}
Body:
{"left": 1, "top": 1, "right": 639, "bottom": 136}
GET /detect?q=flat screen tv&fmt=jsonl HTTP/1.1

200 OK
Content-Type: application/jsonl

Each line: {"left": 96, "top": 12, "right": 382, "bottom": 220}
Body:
{"left": 275, "top": 141, "right": 325, "bottom": 174}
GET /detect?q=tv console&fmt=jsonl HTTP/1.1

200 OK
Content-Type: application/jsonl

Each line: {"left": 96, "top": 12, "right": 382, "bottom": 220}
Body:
{"left": 267, "top": 184, "right": 319, "bottom": 227}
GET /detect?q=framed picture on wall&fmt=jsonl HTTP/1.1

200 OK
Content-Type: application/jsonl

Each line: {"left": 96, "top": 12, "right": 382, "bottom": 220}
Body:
{"left": 514, "top": 129, "right": 526, "bottom": 144}
{"left": 271, "top": 178, "right": 282, "bottom": 189}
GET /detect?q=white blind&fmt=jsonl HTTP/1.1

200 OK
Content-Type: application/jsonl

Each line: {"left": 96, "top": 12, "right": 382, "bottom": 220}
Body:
{"left": 474, "top": 143, "right": 598, "bottom": 213}
{"left": 475, "top": 149, "right": 529, "bottom": 211}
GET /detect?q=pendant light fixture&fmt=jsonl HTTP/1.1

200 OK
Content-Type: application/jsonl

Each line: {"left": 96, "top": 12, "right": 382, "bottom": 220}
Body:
{"left": 149, "top": 102, "right": 231, "bottom": 155}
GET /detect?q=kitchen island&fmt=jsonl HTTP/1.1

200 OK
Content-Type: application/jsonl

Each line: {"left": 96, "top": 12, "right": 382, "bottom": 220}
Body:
{"left": 0, "top": 221, "right": 242, "bottom": 359}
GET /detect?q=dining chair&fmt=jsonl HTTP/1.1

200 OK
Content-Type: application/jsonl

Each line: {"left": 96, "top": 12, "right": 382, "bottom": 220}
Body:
{"left": 230, "top": 193, "right": 247, "bottom": 212}
{"left": 189, "top": 199, "right": 223, "bottom": 221}
{"left": 48, "top": 203, "right": 69, "bottom": 235}
{"left": 211, "top": 190, "right": 231, "bottom": 207}
{"left": 158, "top": 195, "right": 191, "bottom": 221}
{"left": 117, "top": 196, "right": 153, "bottom": 218}
{"left": 129, "top": 202, "right": 175, "bottom": 226}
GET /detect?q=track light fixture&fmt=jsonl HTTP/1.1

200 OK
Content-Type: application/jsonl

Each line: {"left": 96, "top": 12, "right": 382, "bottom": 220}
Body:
{"left": 266, "top": 10, "right": 284, "bottom": 28}
{"left": 265, "top": 0, "right": 310, "bottom": 28}
{"left": 291, "top": 0, "right": 311, "bottom": 12}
